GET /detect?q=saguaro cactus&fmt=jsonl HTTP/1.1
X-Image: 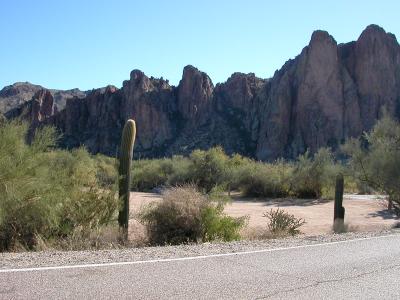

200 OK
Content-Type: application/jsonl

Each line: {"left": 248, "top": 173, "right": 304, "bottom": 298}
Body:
{"left": 333, "top": 173, "right": 345, "bottom": 232}
{"left": 118, "top": 119, "right": 136, "bottom": 239}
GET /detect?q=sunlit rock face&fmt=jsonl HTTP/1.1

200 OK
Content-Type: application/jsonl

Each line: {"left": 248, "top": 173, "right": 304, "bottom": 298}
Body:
{"left": 5, "top": 89, "right": 56, "bottom": 125}
{"left": 255, "top": 25, "right": 400, "bottom": 160}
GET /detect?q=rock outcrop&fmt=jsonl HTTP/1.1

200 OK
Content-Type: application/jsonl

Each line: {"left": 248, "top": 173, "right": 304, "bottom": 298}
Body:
{"left": 0, "top": 82, "right": 87, "bottom": 114}
{"left": 177, "top": 65, "right": 214, "bottom": 125}
{"left": 122, "top": 70, "right": 178, "bottom": 155}
{"left": 4, "top": 25, "right": 400, "bottom": 161}
{"left": 256, "top": 30, "right": 355, "bottom": 160}
{"left": 256, "top": 24, "right": 400, "bottom": 160}
{"left": 5, "top": 89, "right": 56, "bottom": 126}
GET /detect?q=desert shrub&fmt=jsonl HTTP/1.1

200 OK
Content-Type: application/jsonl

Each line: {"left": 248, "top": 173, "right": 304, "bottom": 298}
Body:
{"left": 290, "top": 148, "right": 337, "bottom": 198}
{"left": 130, "top": 146, "right": 344, "bottom": 199}
{"left": 131, "top": 159, "right": 169, "bottom": 191}
{"left": 189, "top": 147, "right": 230, "bottom": 192}
{"left": 50, "top": 148, "right": 117, "bottom": 235}
{"left": 222, "top": 153, "right": 248, "bottom": 191}
{"left": 131, "top": 156, "right": 193, "bottom": 191}
{"left": 93, "top": 154, "right": 117, "bottom": 186}
{"left": 165, "top": 156, "right": 192, "bottom": 186}
{"left": 201, "top": 205, "right": 245, "bottom": 242}
{"left": 130, "top": 148, "right": 233, "bottom": 193}
{"left": 0, "top": 121, "right": 117, "bottom": 251}
{"left": 263, "top": 208, "right": 306, "bottom": 236}
{"left": 342, "top": 114, "right": 400, "bottom": 211}
{"left": 138, "top": 185, "right": 245, "bottom": 245}
{"left": 233, "top": 159, "right": 292, "bottom": 198}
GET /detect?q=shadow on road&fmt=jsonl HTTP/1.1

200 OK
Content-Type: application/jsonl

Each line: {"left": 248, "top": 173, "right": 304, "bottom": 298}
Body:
{"left": 230, "top": 196, "right": 332, "bottom": 207}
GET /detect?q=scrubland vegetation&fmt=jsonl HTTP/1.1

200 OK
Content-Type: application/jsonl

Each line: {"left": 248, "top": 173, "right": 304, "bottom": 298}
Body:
{"left": 1, "top": 113, "right": 400, "bottom": 251}
{"left": 0, "top": 121, "right": 118, "bottom": 251}
{"left": 343, "top": 114, "right": 400, "bottom": 213}
{"left": 131, "top": 146, "right": 350, "bottom": 199}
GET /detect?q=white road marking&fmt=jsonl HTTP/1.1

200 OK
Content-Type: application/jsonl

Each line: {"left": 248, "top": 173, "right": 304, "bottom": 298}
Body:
{"left": 0, "top": 233, "right": 398, "bottom": 273}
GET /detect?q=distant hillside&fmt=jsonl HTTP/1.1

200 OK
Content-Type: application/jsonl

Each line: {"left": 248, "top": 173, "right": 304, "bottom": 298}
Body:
{"left": 0, "top": 82, "right": 87, "bottom": 113}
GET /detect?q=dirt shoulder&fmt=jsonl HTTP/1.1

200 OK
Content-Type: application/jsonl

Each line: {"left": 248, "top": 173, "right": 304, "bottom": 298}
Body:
{"left": 130, "top": 192, "right": 399, "bottom": 237}
{"left": 226, "top": 194, "right": 399, "bottom": 235}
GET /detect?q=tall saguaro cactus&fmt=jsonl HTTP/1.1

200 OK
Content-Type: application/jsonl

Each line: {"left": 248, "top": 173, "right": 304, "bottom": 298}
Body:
{"left": 118, "top": 119, "right": 136, "bottom": 239}
{"left": 333, "top": 173, "right": 345, "bottom": 232}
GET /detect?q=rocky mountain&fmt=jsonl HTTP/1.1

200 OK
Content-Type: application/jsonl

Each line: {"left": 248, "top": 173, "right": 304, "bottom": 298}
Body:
{"left": 0, "top": 82, "right": 87, "bottom": 114}
{"left": 3, "top": 24, "right": 400, "bottom": 161}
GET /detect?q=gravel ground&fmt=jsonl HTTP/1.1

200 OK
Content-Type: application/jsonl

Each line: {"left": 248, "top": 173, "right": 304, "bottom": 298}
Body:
{"left": 130, "top": 192, "right": 399, "bottom": 236}
{"left": 1, "top": 229, "right": 399, "bottom": 270}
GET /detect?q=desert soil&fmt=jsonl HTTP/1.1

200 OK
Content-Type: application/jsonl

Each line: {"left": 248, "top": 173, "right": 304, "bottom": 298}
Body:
{"left": 129, "top": 192, "right": 399, "bottom": 239}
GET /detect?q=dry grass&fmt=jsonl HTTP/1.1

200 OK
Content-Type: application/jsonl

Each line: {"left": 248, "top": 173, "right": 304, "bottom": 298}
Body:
{"left": 33, "top": 225, "right": 123, "bottom": 251}
{"left": 240, "top": 226, "right": 283, "bottom": 240}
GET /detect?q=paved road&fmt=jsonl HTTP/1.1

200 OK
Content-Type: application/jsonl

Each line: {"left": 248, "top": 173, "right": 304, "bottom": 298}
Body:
{"left": 1, "top": 234, "right": 400, "bottom": 299}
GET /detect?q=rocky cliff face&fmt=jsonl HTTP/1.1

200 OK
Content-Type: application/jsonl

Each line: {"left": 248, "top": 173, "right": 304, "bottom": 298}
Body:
{"left": 177, "top": 65, "right": 214, "bottom": 126}
{"left": 256, "top": 24, "right": 400, "bottom": 160}
{"left": 6, "top": 89, "right": 56, "bottom": 126}
{"left": 4, "top": 25, "right": 400, "bottom": 161}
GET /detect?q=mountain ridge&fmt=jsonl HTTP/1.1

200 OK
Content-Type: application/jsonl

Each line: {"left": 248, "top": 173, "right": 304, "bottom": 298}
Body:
{"left": 3, "top": 24, "right": 400, "bottom": 161}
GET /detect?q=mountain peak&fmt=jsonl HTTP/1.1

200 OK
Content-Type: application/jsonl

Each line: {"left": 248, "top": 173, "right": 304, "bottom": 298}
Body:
{"left": 309, "top": 30, "right": 336, "bottom": 46}
{"left": 358, "top": 24, "right": 398, "bottom": 44}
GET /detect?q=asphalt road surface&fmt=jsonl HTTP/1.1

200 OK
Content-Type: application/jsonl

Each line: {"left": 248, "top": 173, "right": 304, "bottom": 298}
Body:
{"left": 1, "top": 234, "right": 400, "bottom": 299}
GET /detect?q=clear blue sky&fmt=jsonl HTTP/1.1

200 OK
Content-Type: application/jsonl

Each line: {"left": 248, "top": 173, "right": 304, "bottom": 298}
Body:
{"left": 1, "top": 0, "right": 400, "bottom": 90}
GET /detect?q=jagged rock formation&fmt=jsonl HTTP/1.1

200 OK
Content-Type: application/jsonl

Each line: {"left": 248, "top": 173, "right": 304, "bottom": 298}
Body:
{"left": 3, "top": 25, "right": 400, "bottom": 160}
{"left": 6, "top": 89, "right": 56, "bottom": 126}
{"left": 177, "top": 65, "right": 214, "bottom": 125}
{"left": 0, "top": 82, "right": 87, "bottom": 114}
{"left": 256, "top": 24, "right": 400, "bottom": 160}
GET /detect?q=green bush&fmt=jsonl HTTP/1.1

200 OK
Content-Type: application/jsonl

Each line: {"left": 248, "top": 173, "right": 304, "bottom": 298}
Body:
{"left": 233, "top": 159, "right": 292, "bottom": 198}
{"left": 166, "top": 156, "right": 193, "bottom": 186}
{"left": 0, "top": 121, "right": 118, "bottom": 251}
{"left": 201, "top": 205, "right": 245, "bottom": 242}
{"left": 131, "top": 159, "right": 169, "bottom": 191}
{"left": 138, "top": 185, "right": 245, "bottom": 245}
{"left": 189, "top": 147, "right": 230, "bottom": 192}
{"left": 93, "top": 154, "right": 118, "bottom": 186}
{"left": 342, "top": 114, "right": 400, "bottom": 210}
{"left": 290, "top": 148, "right": 337, "bottom": 198}
{"left": 130, "top": 147, "right": 233, "bottom": 193}
{"left": 0, "top": 114, "right": 5, "bottom": 125}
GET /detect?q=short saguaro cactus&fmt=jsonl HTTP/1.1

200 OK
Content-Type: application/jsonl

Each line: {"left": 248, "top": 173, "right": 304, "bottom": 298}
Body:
{"left": 118, "top": 119, "right": 136, "bottom": 240}
{"left": 333, "top": 173, "right": 345, "bottom": 232}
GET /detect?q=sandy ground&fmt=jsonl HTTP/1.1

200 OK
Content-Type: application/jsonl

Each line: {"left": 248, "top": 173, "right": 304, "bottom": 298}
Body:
{"left": 129, "top": 192, "right": 399, "bottom": 239}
